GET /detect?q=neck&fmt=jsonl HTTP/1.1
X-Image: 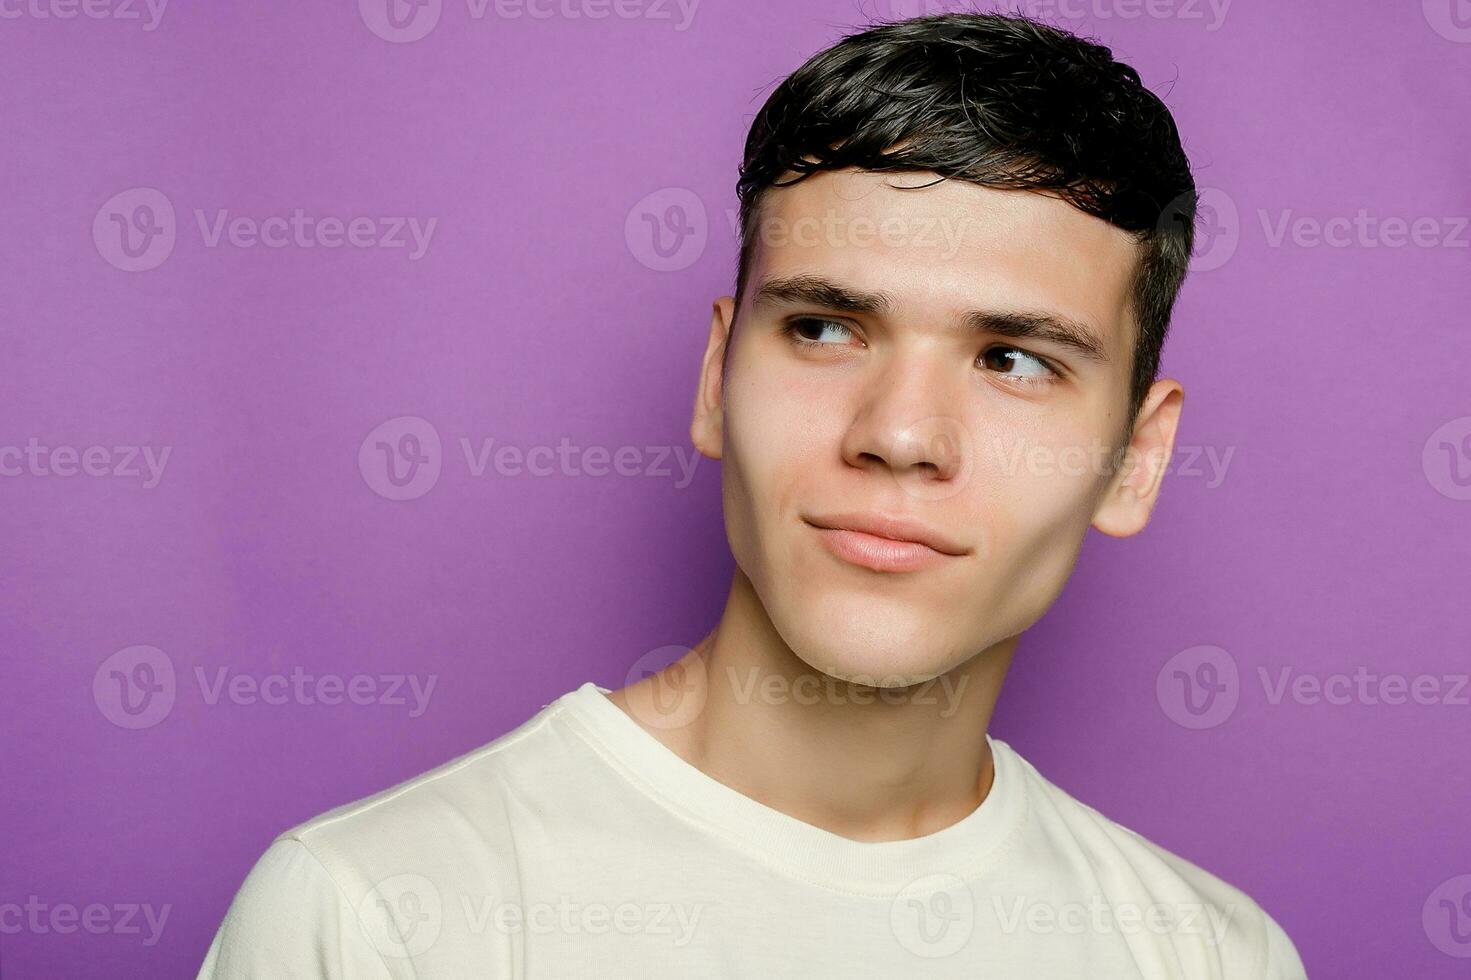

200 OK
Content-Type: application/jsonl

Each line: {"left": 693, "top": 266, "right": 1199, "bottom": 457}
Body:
{"left": 607, "top": 568, "right": 1017, "bottom": 843}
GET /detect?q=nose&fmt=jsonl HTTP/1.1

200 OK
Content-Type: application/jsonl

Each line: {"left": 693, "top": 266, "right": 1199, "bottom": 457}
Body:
{"left": 837, "top": 354, "right": 970, "bottom": 487}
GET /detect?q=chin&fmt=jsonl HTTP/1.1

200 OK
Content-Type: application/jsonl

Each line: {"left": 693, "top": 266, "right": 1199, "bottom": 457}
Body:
{"left": 770, "top": 591, "right": 968, "bottom": 689}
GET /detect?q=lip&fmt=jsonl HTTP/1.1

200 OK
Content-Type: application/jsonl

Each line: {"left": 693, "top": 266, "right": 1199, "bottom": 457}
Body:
{"left": 804, "top": 512, "right": 969, "bottom": 573}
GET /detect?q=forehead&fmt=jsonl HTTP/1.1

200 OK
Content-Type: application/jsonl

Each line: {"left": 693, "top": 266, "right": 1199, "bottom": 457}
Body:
{"left": 748, "top": 169, "right": 1140, "bottom": 354}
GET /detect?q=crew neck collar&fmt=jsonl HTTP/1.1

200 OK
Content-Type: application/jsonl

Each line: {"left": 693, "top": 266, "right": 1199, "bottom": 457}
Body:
{"left": 555, "top": 680, "right": 1029, "bottom": 896}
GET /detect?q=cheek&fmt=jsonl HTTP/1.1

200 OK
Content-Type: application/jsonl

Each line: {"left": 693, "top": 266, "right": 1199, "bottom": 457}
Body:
{"left": 719, "top": 361, "right": 838, "bottom": 571}
{"left": 972, "top": 402, "right": 1116, "bottom": 507}
{"left": 959, "top": 413, "right": 1110, "bottom": 614}
{"left": 725, "top": 359, "right": 843, "bottom": 502}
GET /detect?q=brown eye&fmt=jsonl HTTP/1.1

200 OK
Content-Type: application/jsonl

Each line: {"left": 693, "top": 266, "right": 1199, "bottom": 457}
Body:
{"left": 784, "top": 318, "right": 855, "bottom": 347}
{"left": 980, "top": 346, "right": 1057, "bottom": 384}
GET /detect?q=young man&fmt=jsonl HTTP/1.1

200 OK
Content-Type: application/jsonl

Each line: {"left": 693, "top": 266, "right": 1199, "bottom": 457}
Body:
{"left": 198, "top": 12, "right": 1306, "bottom": 978}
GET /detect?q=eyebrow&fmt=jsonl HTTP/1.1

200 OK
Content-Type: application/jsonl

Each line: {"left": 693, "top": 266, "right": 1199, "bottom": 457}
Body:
{"left": 752, "top": 273, "right": 1112, "bottom": 364}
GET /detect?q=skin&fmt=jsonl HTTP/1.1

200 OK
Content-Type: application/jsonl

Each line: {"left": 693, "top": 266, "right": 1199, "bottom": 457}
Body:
{"left": 607, "top": 167, "right": 1183, "bottom": 843}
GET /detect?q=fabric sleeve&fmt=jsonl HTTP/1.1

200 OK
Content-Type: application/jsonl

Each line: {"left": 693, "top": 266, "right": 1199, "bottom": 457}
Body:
{"left": 1261, "top": 906, "right": 1308, "bottom": 980}
{"left": 195, "top": 837, "right": 394, "bottom": 980}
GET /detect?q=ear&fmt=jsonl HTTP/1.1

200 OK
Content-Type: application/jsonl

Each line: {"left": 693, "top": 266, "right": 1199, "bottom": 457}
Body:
{"left": 690, "top": 295, "right": 735, "bottom": 461}
{"left": 1091, "top": 379, "right": 1184, "bottom": 538}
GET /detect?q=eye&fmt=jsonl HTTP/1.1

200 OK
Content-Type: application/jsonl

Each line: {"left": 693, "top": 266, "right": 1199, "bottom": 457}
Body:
{"left": 781, "top": 317, "right": 859, "bottom": 349}
{"left": 979, "top": 346, "right": 1060, "bottom": 386}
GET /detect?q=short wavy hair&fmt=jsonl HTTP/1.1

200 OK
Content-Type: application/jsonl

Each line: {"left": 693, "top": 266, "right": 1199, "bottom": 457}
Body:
{"left": 732, "top": 11, "right": 1198, "bottom": 441}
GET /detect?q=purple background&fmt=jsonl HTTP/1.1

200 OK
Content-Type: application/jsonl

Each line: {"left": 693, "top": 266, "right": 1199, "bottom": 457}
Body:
{"left": 3, "top": 0, "right": 1469, "bottom": 976}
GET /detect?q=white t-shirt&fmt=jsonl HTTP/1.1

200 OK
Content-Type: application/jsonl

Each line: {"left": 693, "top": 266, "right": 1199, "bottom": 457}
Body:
{"left": 196, "top": 681, "right": 1306, "bottom": 978}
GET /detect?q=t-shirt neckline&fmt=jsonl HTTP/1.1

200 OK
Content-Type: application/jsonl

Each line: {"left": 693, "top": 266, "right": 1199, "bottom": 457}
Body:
{"left": 556, "top": 680, "right": 1028, "bottom": 896}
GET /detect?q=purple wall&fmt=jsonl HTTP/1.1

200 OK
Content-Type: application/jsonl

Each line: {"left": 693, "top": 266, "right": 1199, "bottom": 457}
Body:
{"left": 3, "top": 1, "right": 1468, "bottom": 976}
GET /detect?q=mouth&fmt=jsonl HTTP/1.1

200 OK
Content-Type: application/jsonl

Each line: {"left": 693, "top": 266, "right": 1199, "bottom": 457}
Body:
{"left": 803, "top": 513, "right": 969, "bottom": 573}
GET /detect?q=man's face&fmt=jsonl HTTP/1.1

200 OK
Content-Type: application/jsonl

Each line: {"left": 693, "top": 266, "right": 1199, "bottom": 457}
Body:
{"left": 695, "top": 168, "right": 1160, "bottom": 685}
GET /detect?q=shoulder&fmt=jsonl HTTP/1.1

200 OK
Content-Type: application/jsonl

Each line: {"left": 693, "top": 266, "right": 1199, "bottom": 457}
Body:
{"left": 196, "top": 836, "right": 394, "bottom": 978}
{"left": 281, "top": 690, "right": 571, "bottom": 863}
{"left": 994, "top": 738, "right": 1307, "bottom": 980}
{"left": 197, "top": 690, "right": 583, "bottom": 977}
